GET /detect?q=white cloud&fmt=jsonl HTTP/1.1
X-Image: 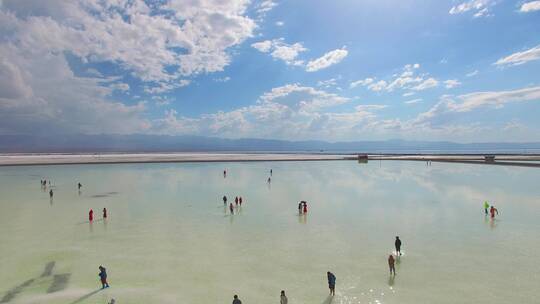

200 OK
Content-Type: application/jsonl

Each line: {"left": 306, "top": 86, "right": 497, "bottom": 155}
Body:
{"left": 412, "top": 78, "right": 439, "bottom": 91}
{"left": 466, "top": 70, "right": 479, "bottom": 77}
{"left": 251, "top": 39, "right": 307, "bottom": 65}
{"left": 520, "top": 1, "right": 540, "bottom": 12}
{"left": 214, "top": 76, "right": 231, "bottom": 83}
{"left": 306, "top": 47, "right": 348, "bottom": 72}
{"left": 110, "top": 82, "right": 130, "bottom": 92}
{"left": 368, "top": 80, "right": 388, "bottom": 92}
{"left": 444, "top": 79, "right": 462, "bottom": 89}
{"left": 494, "top": 45, "right": 540, "bottom": 66}
{"left": 151, "top": 84, "right": 388, "bottom": 140}
{"left": 275, "top": 21, "right": 284, "bottom": 26}
{"left": 405, "top": 98, "right": 422, "bottom": 105}
{"left": 412, "top": 86, "right": 540, "bottom": 131}
{"left": 318, "top": 78, "right": 339, "bottom": 88}
{"left": 449, "top": 0, "right": 493, "bottom": 17}
{"left": 1, "top": 0, "right": 255, "bottom": 83}
{"left": 0, "top": 47, "right": 148, "bottom": 135}
{"left": 446, "top": 86, "right": 540, "bottom": 112}
{"left": 350, "top": 78, "right": 374, "bottom": 88}
{"left": 403, "top": 92, "right": 415, "bottom": 97}
{"left": 256, "top": 0, "right": 277, "bottom": 15}
{"left": 144, "top": 80, "right": 190, "bottom": 94}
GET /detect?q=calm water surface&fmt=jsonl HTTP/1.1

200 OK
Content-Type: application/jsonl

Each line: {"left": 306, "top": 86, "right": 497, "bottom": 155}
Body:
{"left": 0, "top": 161, "right": 539, "bottom": 304}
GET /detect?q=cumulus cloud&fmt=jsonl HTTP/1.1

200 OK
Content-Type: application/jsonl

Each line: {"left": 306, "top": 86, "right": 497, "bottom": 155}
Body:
{"left": 151, "top": 84, "right": 389, "bottom": 139}
{"left": 251, "top": 39, "right": 307, "bottom": 66}
{"left": 0, "top": 0, "right": 258, "bottom": 135}
{"left": 449, "top": 0, "right": 493, "bottom": 17}
{"left": 306, "top": 47, "right": 348, "bottom": 72}
{"left": 494, "top": 45, "right": 540, "bottom": 67}
{"left": 354, "top": 64, "right": 439, "bottom": 93}
{"left": 520, "top": 1, "right": 540, "bottom": 12}
{"left": 1, "top": 0, "right": 255, "bottom": 83}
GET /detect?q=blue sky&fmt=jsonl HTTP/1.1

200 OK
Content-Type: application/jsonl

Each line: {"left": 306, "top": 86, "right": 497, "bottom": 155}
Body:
{"left": 0, "top": 0, "right": 539, "bottom": 142}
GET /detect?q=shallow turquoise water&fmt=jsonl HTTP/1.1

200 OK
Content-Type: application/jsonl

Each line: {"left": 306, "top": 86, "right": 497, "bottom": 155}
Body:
{"left": 0, "top": 161, "right": 539, "bottom": 304}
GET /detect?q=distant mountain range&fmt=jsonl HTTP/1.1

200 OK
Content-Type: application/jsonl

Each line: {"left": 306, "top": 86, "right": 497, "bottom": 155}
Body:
{"left": 1, "top": 134, "right": 539, "bottom": 154}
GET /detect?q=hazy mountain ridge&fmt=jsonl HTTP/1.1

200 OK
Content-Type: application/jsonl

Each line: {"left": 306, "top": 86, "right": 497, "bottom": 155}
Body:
{"left": 1, "top": 134, "right": 540, "bottom": 153}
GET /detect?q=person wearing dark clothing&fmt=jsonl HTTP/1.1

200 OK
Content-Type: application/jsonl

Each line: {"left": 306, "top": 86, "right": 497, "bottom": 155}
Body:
{"left": 224, "top": 170, "right": 227, "bottom": 178}
{"left": 327, "top": 271, "right": 336, "bottom": 296}
{"left": 49, "top": 190, "right": 53, "bottom": 198}
{"left": 232, "top": 295, "right": 242, "bottom": 304}
{"left": 239, "top": 197, "right": 243, "bottom": 205}
{"left": 229, "top": 203, "right": 234, "bottom": 215}
{"left": 98, "top": 266, "right": 109, "bottom": 289}
{"left": 103, "top": 208, "right": 107, "bottom": 219}
{"left": 235, "top": 196, "right": 239, "bottom": 206}
{"left": 298, "top": 202, "right": 303, "bottom": 214}
{"left": 78, "top": 183, "right": 82, "bottom": 190}
{"left": 223, "top": 196, "right": 227, "bottom": 205}
{"left": 395, "top": 236, "right": 402, "bottom": 256}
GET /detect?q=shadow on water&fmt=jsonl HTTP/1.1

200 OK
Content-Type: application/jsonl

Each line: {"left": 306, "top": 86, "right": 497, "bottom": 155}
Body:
{"left": 41, "top": 262, "right": 55, "bottom": 277}
{"left": 0, "top": 279, "right": 35, "bottom": 303}
{"left": 1, "top": 261, "right": 71, "bottom": 303}
{"left": 47, "top": 274, "right": 71, "bottom": 293}
{"left": 321, "top": 295, "right": 333, "bottom": 304}
{"left": 68, "top": 289, "right": 102, "bottom": 304}
{"left": 90, "top": 192, "right": 119, "bottom": 199}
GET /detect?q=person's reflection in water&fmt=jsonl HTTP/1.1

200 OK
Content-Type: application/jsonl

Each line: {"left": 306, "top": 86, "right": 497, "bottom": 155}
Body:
{"left": 301, "top": 213, "right": 307, "bottom": 224}
{"left": 78, "top": 189, "right": 82, "bottom": 196}
{"left": 388, "top": 275, "right": 395, "bottom": 286}
{"left": 89, "top": 221, "right": 94, "bottom": 233}
{"left": 103, "top": 218, "right": 108, "bottom": 232}
{"left": 490, "top": 218, "right": 497, "bottom": 230}
{"left": 50, "top": 197, "right": 53, "bottom": 206}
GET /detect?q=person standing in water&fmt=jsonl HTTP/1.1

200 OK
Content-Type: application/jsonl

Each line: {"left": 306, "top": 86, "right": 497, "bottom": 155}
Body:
{"left": 327, "top": 271, "right": 336, "bottom": 296}
{"left": 298, "top": 202, "right": 303, "bottom": 214}
{"left": 280, "top": 290, "right": 288, "bottom": 304}
{"left": 490, "top": 206, "right": 499, "bottom": 219}
{"left": 223, "top": 170, "right": 227, "bottom": 178}
{"left": 270, "top": 169, "right": 273, "bottom": 176}
{"left": 239, "top": 197, "right": 243, "bottom": 206}
{"left": 229, "top": 203, "right": 234, "bottom": 215}
{"left": 232, "top": 295, "right": 242, "bottom": 304}
{"left": 98, "top": 266, "right": 109, "bottom": 289}
{"left": 267, "top": 177, "right": 271, "bottom": 183}
{"left": 303, "top": 201, "right": 308, "bottom": 213}
{"left": 395, "top": 236, "right": 402, "bottom": 256}
{"left": 484, "top": 201, "right": 490, "bottom": 215}
{"left": 103, "top": 208, "right": 107, "bottom": 219}
{"left": 49, "top": 189, "right": 53, "bottom": 198}
{"left": 388, "top": 255, "right": 396, "bottom": 275}
{"left": 89, "top": 209, "right": 94, "bottom": 222}
{"left": 78, "top": 182, "right": 82, "bottom": 190}
{"left": 223, "top": 195, "right": 227, "bottom": 205}
{"left": 235, "top": 196, "right": 239, "bottom": 206}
